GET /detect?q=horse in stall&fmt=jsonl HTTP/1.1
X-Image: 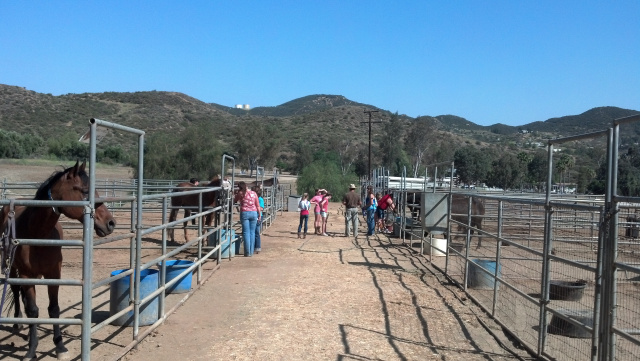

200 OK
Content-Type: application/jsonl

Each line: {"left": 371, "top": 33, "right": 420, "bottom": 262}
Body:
{"left": 0, "top": 161, "right": 116, "bottom": 361}
{"left": 168, "top": 178, "right": 225, "bottom": 243}
{"left": 406, "top": 192, "right": 486, "bottom": 248}
{"left": 232, "top": 177, "right": 278, "bottom": 190}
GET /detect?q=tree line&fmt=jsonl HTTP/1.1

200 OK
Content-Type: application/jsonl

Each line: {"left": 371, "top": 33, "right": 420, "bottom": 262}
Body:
{"left": 0, "top": 129, "right": 130, "bottom": 165}
{"left": 288, "top": 113, "right": 639, "bottom": 197}
{"left": 3, "top": 114, "right": 638, "bottom": 197}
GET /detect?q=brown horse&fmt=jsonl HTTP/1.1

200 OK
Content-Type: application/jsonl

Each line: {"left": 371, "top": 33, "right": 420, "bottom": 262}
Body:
{"left": 406, "top": 192, "right": 485, "bottom": 248}
{"left": 0, "top": 161, "right": 116, "bottom": 361}
{"left": 168, "top": 178, "right": 224, "bottom": 242}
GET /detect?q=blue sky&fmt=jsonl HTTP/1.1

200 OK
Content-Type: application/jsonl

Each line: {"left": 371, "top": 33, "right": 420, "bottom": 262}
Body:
{"left": 1, "top": 1, "right": 638, "bottom": 126}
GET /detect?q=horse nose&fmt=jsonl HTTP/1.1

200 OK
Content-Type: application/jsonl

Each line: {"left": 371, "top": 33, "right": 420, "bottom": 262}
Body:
{"left": 108, "top": 219, "right": 116, "bottom": 233}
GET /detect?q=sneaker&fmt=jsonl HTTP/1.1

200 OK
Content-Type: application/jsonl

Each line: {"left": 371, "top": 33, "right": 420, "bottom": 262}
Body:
{"left": 322, "top": 233, "right": 328, "bottom": 236}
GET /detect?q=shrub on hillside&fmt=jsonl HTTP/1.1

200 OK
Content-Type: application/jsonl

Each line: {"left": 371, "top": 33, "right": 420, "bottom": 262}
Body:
{"left": 0, "top": 130, "right": 45, "bottom": 158}
{"left": 296, "top": 160, "right": 356, "bottom": 199}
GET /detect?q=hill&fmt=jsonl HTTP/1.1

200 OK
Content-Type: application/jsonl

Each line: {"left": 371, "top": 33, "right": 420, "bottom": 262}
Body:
{"left": 1, "top": 83, "right": 638, "bottom": 164}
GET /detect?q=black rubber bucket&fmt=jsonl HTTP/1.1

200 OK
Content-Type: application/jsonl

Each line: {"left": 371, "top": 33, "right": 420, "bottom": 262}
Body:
{"left": 549, "top": 280, "right": 587, "bottom": 301}
{"left": 548, "top": 309, "right": 593, "bottom": 338}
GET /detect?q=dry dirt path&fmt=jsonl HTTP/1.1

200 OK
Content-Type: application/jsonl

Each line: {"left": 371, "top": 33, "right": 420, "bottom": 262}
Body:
{"left": 122, "top": 211, "right": 534, "bottom": 361}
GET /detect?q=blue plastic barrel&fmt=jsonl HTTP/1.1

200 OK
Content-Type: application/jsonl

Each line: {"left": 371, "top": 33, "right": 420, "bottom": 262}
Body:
{"left": 158, "top": 260, "right": 194, "bottom": 294}
{"left": 109, "top": 269, "right": 159, "bottom": 326}
{"left": 208, "top": 229, "right": 237, "bottom": 258}
{"left": 468, "top": 259, "right": 502, "bottom": 289}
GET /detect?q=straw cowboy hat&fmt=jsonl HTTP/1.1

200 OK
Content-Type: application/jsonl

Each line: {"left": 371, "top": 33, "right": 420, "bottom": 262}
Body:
{"left": 349, "top": 184, "right": 356, "bottom": 189}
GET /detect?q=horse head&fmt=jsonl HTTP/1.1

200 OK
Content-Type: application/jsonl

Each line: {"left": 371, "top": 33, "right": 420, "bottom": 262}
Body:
{"left": 36, "top": 160, "right": 116, "bottom": 237}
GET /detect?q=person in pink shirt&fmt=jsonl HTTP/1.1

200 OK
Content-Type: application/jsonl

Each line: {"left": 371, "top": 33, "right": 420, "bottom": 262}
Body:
{"left": 233, "top": 181, "right": 261, "bottom": 257}
{"left": 320, "top": 191, "right": 332, "bottom": 236}
{"left": 309, "top": 189, "right": 324, "bottom": 235}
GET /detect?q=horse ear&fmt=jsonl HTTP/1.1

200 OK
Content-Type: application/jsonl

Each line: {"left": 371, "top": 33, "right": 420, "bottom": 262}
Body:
{"left": 79, "top": 160, "right": 87, "bottom": 173}
{"left": 68, "top": 160, "right": 80, "bottom": 178}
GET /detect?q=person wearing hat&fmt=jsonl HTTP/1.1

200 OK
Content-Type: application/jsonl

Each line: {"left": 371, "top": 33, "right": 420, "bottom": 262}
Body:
{"left": 189, "top": 178, "right": 199, "bottom": 186}
{"left": 342, "top": 184, "right": 362, "bottom": 238}
{"left": 310, "top": 189, "right": 325, "bottom": 235}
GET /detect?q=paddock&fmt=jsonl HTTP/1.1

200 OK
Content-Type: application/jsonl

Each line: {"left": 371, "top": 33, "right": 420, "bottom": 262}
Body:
{"left": 2, "top": 115, "right": 640, "bottom": 360}
{"left": 361, "top": 114, "right": 640, "bottom": 361}
{"left": 0, "top": 119, "right": 290, "bottom": 360}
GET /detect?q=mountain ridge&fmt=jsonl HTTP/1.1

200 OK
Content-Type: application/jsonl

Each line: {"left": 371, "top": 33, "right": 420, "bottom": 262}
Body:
{"left": 1, "top": 84, "right": 638, "bottom": 155}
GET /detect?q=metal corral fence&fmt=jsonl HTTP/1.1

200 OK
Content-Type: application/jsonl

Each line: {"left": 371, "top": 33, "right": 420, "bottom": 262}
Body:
{"left": 0, "top": 118, "right": 286, "bottom": 360}
{"left": 364, "top": 114, "right": 640, "bottom": 361}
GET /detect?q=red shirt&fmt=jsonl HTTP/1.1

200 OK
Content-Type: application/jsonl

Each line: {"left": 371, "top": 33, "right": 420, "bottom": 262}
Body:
{"left": 379, "top": 194, "right": 391, "bottom": 210}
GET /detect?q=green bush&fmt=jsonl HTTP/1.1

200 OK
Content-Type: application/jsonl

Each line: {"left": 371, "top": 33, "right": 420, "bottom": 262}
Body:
{"left": 0, "top": 130, "right": 45, "bottom": 158}
{"left": 47, "top": 133, "right": 89, "bottom": 160}
{"left": 97, "top": 145, "right": 131, "bottom": 165}
{"left": 296, "top": 159, "right": 357, "bottom": 199}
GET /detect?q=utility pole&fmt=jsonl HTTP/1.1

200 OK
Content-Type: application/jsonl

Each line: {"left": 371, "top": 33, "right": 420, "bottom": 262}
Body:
{"left": 361, "top": 110, "right": 381, "bottom": 178}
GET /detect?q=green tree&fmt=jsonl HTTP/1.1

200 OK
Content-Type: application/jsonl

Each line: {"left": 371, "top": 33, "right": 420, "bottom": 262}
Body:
{"left": 527, "top": 150, "right": 548, "bottom": 187}
{"left": 232, "top": 119, "right": 282, "bottom": 176}
{"left": 98, "top": 145, "right": 130, "bottom": 165}
{"left": 291, "top": 141, "right": 314, "bottom": 175}
{"left": 405, "top": 117, "right": 437, "bottom": 177}
{"left": 328, "top": 138, "right": 360, "bottom": 176}
{"left": 296, "top": 159, "right": 356, "bottom": 198}
{"left": 47, "top": 132, "right": 89, "bottom": 160}
{"left": 575, "top": 166, "right": 596, "bottom": 194}
{"left": 141, "top": 123, "right": 225, "bottom": 180}
{"left": 378, "top": 112, "right": 405, "bottom": 176}
{"left": 618, "top": 146, "right": 640, "bottom": 196}
{"left": 454, "top": 146, "right": 493, "bottom": 185}
{"left": 555, "top": 153, "right": 575, "bottom": 192}
{"left": 487, "top": 153, "right": 525, "bottom": 190}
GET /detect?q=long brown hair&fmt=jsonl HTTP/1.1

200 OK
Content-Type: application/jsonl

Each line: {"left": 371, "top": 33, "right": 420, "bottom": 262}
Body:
{"left": 236, "top": 181, "right": 247, "bottom": 201}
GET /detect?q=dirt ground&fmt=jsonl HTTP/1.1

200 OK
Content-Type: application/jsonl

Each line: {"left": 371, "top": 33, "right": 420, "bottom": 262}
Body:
{"left": 123, "top": 212, "right": 536, "bottom": 361}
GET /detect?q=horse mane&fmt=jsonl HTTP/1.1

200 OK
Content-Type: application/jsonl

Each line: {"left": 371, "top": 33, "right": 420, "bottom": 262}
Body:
{"left": 34, "top": 164, "right": 88, "bottom": 200}
{"left": 206, "top": 178, "right": 222, "bottom": 187}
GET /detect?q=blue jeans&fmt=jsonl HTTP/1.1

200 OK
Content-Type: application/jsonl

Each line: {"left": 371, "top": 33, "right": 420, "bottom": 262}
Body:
{"left": 255, "top": 220, "right": 262, "bottom": 252}
{"left": 240, "top": 211, "right": 258, "bottom": 256}
{"left": 366, "top": 208, "right": 376, "bottom": 235}
{"left": 298, "top": 214, "right": 308, "bottom": 234}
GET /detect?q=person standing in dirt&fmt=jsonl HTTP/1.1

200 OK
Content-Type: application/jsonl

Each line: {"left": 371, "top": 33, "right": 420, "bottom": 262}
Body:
{"left": 254, "top": 187, "right": 265, "bottom": 254}
{"left": 234, "top": 181, "right": 261, "bottom": 257}
{"left": 320, "top": 191, "right": 332, "bottom": 236}
{"left": 377, "top": 193, "right": 395, "bottom": 233}
{"left": 365, "top": 188, "right": 377, "bottom": 236}
{"left": 297, "top": 193, "right": 311, "bottom": 238}
{"left": 310, "top": 189, "right": 325, "bottom": 235}
{"left": 374, "top": 192, "right": 383, "bottom": 233}
{"left": 342, "top": 184, "right": 361, "bottom": 238}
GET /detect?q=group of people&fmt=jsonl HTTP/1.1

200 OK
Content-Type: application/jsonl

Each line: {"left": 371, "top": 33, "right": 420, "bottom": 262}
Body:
{"left": 342, "top": 184, "right": 395, "bottom": 237}
{"left": 297, "top": 188, "right": 332, "bottom": 238}
{"left": 297, "top": 184, "right": 395, "bottom": 239}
